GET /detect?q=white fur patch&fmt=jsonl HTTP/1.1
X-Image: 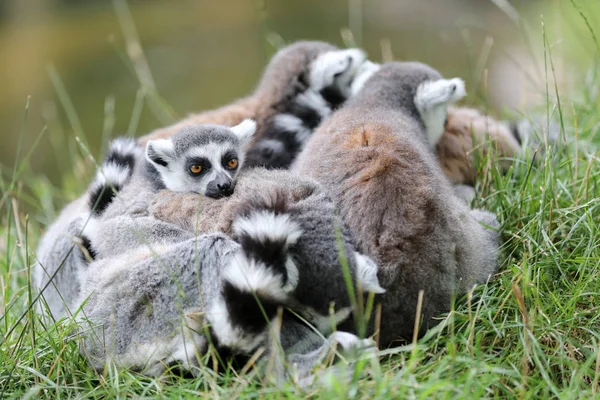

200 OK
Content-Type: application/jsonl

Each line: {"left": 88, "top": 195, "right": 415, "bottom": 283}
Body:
{"left": 109, "top": 137, "right": 143, "bottom": 158}
{"left": 353, "top": 252, "right": 386, "bottom": 294}
{"left": 296, "top": 89, "right": 331, "bottom": 119}
{"left": 81, "top": 216, "right": 102, "bottom": 244}
{"left": 274, "top": 114, "right": 313, "bottom": 143}
{"left": 230, "top": 119, "right": 256, "bottom": 147}
{"left": 223, "top": 253, "right": 290, "bottom": 300}
{"left": 233, "top": 211, "right": 302, "bottom": 248}
{"left": 98, "top": 162, "right": 132, "bottom": 186}
{"left": 232, "top": 210, "right": 302, "bottom": 292}
{"left": 415, "top": 78, "right": 467, "bottom": 145}
{"left": 310, "top": 48, "right": 367, "bottom": 96}
{"left": 328, "top": 331, "right": 374, "bottom": 350}
{"left": 350, "top": 61, "right": 381, "bottom": 95}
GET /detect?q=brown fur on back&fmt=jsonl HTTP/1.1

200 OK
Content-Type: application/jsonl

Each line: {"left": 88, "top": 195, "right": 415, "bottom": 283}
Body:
{"left": 292, "top": 63, "right": 500, "bottom": 347}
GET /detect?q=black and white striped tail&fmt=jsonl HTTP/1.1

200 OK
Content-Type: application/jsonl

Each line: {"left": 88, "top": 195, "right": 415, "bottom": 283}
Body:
{"left": 88, "top": 137, "right": 141, "bottom": 216}
{"left": 244, "top": 89, "right": 332, "bottom": 169}
{"left": 208, "top": 191, "right": 303, "bottom": 353}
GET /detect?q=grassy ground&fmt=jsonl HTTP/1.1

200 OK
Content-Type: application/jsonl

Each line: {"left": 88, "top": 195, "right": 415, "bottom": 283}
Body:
{"left": 1, "top": 3, "right": 600, "bottom": 400}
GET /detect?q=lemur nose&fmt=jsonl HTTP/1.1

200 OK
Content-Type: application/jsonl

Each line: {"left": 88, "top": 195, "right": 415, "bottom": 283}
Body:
{"left": 217, "top": 182, "right": 231, "bottom": 191}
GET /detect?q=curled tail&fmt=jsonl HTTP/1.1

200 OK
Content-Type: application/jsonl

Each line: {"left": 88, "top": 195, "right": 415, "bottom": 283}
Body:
{"left": 88, "top": 137, "right": 142, "bottom": 216}
{"left": 210, "top": 191, "right": 302, "bottom": 352}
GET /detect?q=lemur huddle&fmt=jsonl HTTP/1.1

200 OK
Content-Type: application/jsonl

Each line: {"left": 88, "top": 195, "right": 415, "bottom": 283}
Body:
{"left": 35, "top": 41, "right": 534, "bottom": 385}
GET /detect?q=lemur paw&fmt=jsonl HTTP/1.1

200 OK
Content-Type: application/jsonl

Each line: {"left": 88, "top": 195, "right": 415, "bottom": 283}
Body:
{"left": 470, "top": 209, "right": 501, "bottom": 231}
{"left": 328, "top": 331, "right": 378, "bottom": 357}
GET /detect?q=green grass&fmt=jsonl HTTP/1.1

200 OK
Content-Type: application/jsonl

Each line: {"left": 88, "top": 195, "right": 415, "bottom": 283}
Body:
{"left": 1, "top": 2, "right": 600, "bottom": 399}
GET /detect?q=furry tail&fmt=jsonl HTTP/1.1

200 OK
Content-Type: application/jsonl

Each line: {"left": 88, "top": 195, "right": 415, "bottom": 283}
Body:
{"left": 213, "top": 191, "right": 302, "bottom": 351}
{"left": 88, "top": 137, "right": 141, "bottom": 216}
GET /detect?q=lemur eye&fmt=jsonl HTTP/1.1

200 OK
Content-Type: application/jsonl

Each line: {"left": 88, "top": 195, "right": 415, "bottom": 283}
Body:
{"left": 190, "top": 165, "right": 203, "bottom": 174}
{"left": 227, "top": 158, "right": 238, "bottom": 169}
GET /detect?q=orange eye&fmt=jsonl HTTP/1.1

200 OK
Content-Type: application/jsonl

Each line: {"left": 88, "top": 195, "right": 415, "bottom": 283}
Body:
{"left": 227, "top": 158, "right": 238, "bottom": 169}
{"left": 190, "top": 165, "right": 203, "bottom": 174}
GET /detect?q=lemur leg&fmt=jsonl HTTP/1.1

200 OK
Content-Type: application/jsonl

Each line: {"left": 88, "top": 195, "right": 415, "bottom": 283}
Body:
{"left": 415, "top": 78, "right": 466, "bottom": 145}
{"left": 285, "top": 330, "right": 377, "bottom": 388}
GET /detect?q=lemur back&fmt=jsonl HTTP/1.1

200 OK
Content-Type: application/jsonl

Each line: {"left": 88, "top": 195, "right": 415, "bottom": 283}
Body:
{"left": 293, "top": 62, "right": 501, "bottom": 347}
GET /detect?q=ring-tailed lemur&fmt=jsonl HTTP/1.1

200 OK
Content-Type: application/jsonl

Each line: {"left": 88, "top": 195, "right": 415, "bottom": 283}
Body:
{"left": 80, "top": 120, "right": 256, "bottom": 260}
{"left": 79, "top": 175, "right": 384, "bottom": 381}
{"left": 292, "top": 61, "right": 502, "bottom": 347}
{"left": 89, "top": 119, "right": 255, "bottom": 211}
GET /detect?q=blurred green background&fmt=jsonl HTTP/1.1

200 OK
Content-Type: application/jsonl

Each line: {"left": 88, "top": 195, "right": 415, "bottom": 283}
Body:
{"left": 0, "top": 0, "right": 598, "bottom": 186}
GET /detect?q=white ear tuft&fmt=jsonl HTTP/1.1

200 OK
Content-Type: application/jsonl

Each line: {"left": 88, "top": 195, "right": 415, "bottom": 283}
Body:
{"left": 230, "top": 119, "right": 257, "bottom": 146}
{"left": 145, "top": 139, "right": 175, "bottom": 168}
{"left": 354, "top": 252, "right": 386, "bottom": 294}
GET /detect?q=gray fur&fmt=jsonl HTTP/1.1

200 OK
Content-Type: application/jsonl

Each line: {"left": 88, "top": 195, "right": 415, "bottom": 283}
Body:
{"left": 78, "top": 234, "right": 235, "bottom": 374}
{"left": 105, "top": 167, "right": 384, "bottom": 324}
{"left": 79, "top": 232, "right": 379, "bottom": 383}
{"left": 76, "top": 167, "right": 385, "bottom": 379}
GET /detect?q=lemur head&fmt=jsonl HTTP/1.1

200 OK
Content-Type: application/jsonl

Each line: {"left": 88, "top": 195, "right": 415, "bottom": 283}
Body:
{"left": 145, "top": 120, "right": 256, "bottom": 198}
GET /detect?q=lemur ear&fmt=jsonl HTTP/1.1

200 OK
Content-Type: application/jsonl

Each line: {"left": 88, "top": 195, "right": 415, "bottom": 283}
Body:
{"left": 146, "top": 139, "right": 175, "bottom": 168}
{"left": 230, "top": 119, "right": 256, "bottom": 147}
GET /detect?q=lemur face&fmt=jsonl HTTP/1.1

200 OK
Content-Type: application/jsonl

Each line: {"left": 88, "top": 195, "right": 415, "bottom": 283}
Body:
{"left": 309, "top": 48, "right": 367, "bottom": 106}
{"left": 146, "top": 120, "right": 256, "bottom": 199}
